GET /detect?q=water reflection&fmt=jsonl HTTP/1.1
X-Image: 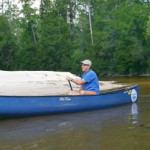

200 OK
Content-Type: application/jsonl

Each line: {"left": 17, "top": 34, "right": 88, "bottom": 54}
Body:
{"left": 0, "top": 104, "right": 139, "bottom": 149}
{"left": 127, "top": 103, "right": 139, "bottom": 132}
{"left": 131, "top": 103, "right": 138, "bottom": 124}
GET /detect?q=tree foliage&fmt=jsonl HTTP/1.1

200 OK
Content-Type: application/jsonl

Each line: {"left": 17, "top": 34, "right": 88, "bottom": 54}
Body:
{"left": 0, "top": 15, "right": 16, "bottom": 70}
{"left": 0, "top": 0, "right": 150, "bottom": 75}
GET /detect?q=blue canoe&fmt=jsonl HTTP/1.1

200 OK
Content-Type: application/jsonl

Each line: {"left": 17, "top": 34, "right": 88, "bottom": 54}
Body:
{"left": 0, "top": 85, "right": 139, "bottom": 117}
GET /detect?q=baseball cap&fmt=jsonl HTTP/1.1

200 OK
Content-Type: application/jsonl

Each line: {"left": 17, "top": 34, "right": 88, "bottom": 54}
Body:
{"left": 81, "top": 59, "right": 92, "bottom": 66}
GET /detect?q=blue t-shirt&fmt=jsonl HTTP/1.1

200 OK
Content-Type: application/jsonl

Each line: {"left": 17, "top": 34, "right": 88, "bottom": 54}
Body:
{"left": 81, "top": 69, "right": 100, "bottom": 94}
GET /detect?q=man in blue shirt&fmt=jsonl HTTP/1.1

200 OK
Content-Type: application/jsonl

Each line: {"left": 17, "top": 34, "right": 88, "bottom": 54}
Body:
{"left": 66, "top": 59, "right": 100, "bottom": 95}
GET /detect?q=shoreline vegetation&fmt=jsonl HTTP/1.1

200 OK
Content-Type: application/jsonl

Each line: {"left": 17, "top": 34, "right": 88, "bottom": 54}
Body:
{"left": 0, "top": 70, "right": 128, "bottom": 96}
{"left": 0, "top": 1, "right": 150, "bottom": 75}
{"left": 99, "top": 73, "right": 150, "bottom": 77}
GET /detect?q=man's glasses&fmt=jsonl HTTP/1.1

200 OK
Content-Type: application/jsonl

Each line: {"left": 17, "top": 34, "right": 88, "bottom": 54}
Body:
{"left": 81, "top": 64, "right": 89, "bottom": 66}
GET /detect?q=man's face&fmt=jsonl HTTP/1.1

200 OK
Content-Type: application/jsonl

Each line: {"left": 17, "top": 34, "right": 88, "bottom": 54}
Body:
{"left": 81, "top": 64, "right": 90, "bottom": 72}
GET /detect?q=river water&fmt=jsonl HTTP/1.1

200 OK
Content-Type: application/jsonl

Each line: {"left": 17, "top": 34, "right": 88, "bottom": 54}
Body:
{"left": 0, "top": 77, "right": 150, "bottom": 150}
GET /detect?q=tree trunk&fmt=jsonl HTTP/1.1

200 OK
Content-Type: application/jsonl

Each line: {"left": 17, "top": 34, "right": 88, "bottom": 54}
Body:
{"left": 88, "top": 1, "right": 93, "bottom": 45}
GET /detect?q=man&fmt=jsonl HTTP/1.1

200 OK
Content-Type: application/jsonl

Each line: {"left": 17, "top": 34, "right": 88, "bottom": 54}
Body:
{"left": 66, "top": 59, "right": 100, "bottom": 95}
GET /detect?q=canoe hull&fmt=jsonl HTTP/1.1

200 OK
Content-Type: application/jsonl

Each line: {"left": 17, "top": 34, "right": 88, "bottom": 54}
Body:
{"left": 0, "top": 85, "right": 139, "bottom": 117}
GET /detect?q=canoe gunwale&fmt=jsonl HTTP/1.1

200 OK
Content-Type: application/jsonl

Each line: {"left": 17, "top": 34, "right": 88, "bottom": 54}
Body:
{"left": 0, "top": 85, "right": 139, "bottom": 98}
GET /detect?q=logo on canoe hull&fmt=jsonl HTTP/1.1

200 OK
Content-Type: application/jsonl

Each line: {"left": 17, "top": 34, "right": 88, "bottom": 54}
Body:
{"left": 131, "top": 89, "right": 137, "bottom": 102}
{"left": 59, "top": 97, "right": 71, "bottom": 101}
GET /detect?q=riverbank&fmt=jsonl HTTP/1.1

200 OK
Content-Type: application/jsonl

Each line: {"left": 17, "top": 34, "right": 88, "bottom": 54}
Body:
{"left": 0, "top": 70, "right": 126, "bottom": 96}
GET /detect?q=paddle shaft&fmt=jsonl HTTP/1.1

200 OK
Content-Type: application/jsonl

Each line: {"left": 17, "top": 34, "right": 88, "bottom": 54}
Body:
{"left": 68, "top": 80, "right": 73, "bottom": 91}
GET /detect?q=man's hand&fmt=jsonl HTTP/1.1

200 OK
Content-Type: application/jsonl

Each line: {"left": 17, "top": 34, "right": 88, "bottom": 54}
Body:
{"left": 66, "top": 76, "right": 72, "bottom": 81}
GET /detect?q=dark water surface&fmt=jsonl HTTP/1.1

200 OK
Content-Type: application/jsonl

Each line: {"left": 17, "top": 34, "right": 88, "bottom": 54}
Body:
{"left": 0, "top": 77, "right": 150, "bottom": 150}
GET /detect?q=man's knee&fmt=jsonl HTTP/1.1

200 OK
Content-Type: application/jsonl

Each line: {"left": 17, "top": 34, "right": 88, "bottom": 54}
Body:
{"left": 68, "top": 91, "right": 80, "bottom": 95}
{"left": 79, "top": 90, "right": 85, "bottom": 95}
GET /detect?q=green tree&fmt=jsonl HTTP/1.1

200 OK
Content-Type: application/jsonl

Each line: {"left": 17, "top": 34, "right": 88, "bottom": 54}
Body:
{"left": 91, "top": 0, "right": 150, "bottom": 75}
{"left": 37, "top": 0, "right": 72, "bottom": 71}
{"left": 146, "top": 14, "right": 150, "bottom": 72}
{"left": 15, "top": 0, "right": 39, "bottom": 70}
{"left": 146, "top": 15, "right": 150, "bottom": 37}
{"left": 0, "top": 15, "right": 16, "bottom": 70}
{"left": 0, "top": 0, "right": 150, "bottom": 75}
{"left": 112, "top": 0, "right": 150, "bottom": 75}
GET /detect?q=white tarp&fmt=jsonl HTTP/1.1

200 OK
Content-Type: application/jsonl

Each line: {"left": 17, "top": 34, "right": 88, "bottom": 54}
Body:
{"left": 0, "top": 71, "right": 124, "bottom": 96}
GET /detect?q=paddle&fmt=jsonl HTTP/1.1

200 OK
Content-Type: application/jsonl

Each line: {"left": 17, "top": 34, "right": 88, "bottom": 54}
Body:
{"left": 68, "top": 80, "right": 73, "bottom": 91}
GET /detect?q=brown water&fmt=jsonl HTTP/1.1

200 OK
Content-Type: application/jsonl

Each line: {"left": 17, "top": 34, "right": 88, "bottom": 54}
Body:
{"left": 0, "top": 77, "right": 150, "bottom": 150}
